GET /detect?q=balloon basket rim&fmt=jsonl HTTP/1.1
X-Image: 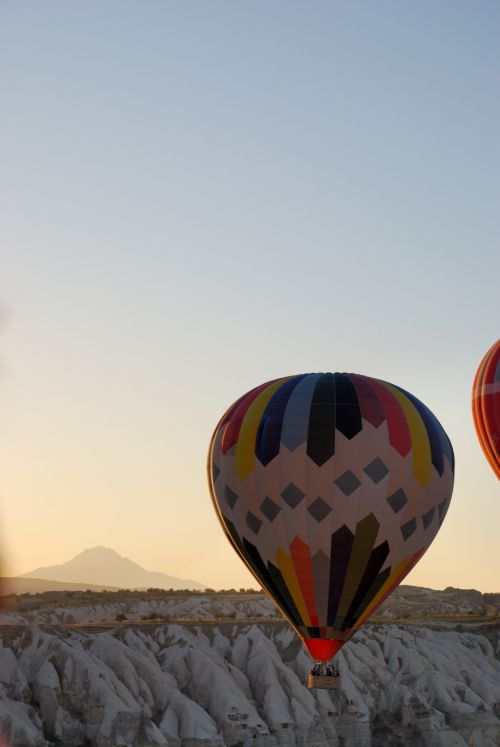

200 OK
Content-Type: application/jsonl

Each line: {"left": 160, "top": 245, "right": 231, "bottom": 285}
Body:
{"left": 307, "top": 672, "right": 340, "bottom": 690}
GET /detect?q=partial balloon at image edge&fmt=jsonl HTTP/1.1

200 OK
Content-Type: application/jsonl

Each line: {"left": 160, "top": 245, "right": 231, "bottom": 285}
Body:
{"left": 472, "top": 339, "right": 500, "bottom": 480}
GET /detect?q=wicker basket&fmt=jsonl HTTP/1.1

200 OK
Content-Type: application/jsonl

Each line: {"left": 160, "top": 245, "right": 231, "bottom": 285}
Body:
{"left": 307, "top": 673, "right": 339, "bottom": 690}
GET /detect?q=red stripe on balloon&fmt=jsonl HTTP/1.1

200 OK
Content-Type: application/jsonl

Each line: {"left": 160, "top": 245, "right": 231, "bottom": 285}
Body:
{"left": 472, "top": 352, "right": 494, "bottom": 469}
{"left": 480, "top": 342, "right": 500, "bottom": 475}
{"left": 359, "top": 377, "right": 412, "bottom": 457}
{"left": 220, "top": 393, "right": 250, "bottom": 426}
{"left": 473, "top": 341, "right": 500, "bottom": 478}
{"left": 290, "top": 537, "right": 319, "bottom": 627}
{"left": 349, "top": 374, "right": 385, "bottom": 428}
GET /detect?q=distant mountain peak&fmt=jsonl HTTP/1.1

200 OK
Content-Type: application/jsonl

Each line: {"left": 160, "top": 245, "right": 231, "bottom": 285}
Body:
{"left": 81, "top": 546, "right": 130, "bottom": 555}
{"left": 73, "top": 546, "right": 120, "bottom": 558}
{"left": 69, "top": 546, "right": 136, "bottom": 564}
{"left": 19, "top": 547, "right": 206, "bottom": 590}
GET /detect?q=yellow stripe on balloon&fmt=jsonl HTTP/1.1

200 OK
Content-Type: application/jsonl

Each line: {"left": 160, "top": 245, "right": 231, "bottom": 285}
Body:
{"left": 382, "top": 382, "right": 431, "bottom": 486}
{"left": 235, "top": 377, "right": 293, "bottom": 480}
{"left": 276, "top": 548, "right": 312, "bottom": 627}
{"left": 352, "top": 555, "right": 413, "bottom": 631}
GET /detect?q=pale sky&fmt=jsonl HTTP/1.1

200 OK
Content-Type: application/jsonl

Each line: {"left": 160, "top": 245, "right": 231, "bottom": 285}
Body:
{"left": 1, "top": 2, "right": 499, "bottom": 591}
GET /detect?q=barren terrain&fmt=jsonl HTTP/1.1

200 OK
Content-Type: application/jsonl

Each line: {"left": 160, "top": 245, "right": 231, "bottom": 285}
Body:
{"left": 1, "top": 588, "right": 499, "bottom": 747}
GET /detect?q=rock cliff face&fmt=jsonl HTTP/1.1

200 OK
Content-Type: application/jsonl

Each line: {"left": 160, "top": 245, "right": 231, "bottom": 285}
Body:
{"left": 0, "top": 615, "right": 499, "bottom": 747}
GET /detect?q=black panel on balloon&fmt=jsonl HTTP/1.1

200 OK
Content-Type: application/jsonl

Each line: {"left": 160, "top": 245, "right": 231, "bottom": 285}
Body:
{"left": 305, "top": 627, "right": 321, "bottom": 639}
{"left": 343, "top": 541, "right": 389, "bottom": 630}
{"left": 241, "top": 538, "right": 296, "bottom": 623}
{"left": 334, "top": 373, "right": 362, "bottom": 440}
{"left": 222, "top": 517, "right": 283, "bottom": 617}
{"left": 239, "top": 538, "right": 268, "bottom": 585}
{"left": 348, "top": 567, "right": 391, "bottom": 628}
{"left": 327, "top": 525, "right": 353, "bottom": 626}
{"left": 222, "top": 516, "right": 248, "bottom": 558}
{"left": 307, "top": 373, "right": 336, "bottom": 466}
{"left": 267, "top": 561, "right": 303, "bottom": 627}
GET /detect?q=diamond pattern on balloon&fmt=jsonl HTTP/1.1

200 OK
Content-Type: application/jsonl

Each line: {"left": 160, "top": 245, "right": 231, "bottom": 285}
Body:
{"left": 307, "top": 497, "right": 331, "bottom": 523}
{"left": 363, "top": 457, "right": 389, "bottom": 484}
{"left": 246, "top": 511, "right": 262, "bottom": 535}
{"left": 261, "top": 497, "right": 281, "bottom": 522}
{"left": 335, "top": 470, "right": 361, "bottom": 496}
{"left": 281, "top": 482, "right": 305, "bottom": 508}
{"left": 437, "top": 497, "right": 449, "bottom": 524}
{"left": 422, "top": 507, "right": 435, "bottom": 529}
{"left": 212, "top": 464, "right": 220, "bottom": 482}
{"left": 224, "top": 485, "right": 238, "bottom": 509}
{"left": 387, "top": 488, "right": 407, "bottom": 514}
{"left": 401, "top": 518, "right": 416, "bottom": 540}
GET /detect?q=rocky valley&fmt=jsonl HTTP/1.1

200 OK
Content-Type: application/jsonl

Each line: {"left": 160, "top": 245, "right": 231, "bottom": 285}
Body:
{"left": 0, "top": 591, "right": 499, "bottom": 747}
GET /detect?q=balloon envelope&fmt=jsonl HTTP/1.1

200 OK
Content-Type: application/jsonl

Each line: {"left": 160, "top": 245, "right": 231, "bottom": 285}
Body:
{"left": 472, "top": 340, "right": 500, "bottom": 479}
{"left": 208, "top": 373, "right": 454, "bottom": 661}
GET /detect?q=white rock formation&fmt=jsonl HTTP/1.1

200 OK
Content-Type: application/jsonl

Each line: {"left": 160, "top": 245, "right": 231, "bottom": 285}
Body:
{"left": 0, "top": 615, "right": 499, "bottom": 746}
{"left": 0, "top": 595, "right": 277, "bottom": 627}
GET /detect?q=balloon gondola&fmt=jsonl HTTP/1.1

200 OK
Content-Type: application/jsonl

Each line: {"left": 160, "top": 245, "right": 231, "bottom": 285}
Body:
{"left": 207, "top": 373, "right": 454, "bottom": 688}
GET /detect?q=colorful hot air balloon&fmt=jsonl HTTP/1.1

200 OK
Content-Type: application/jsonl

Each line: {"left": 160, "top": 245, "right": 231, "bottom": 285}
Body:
{"left": 207, "top": 373, "right": 454, "bottom": 684}
{"left": 472, "top": 340, "right": 500, "bottom": 479}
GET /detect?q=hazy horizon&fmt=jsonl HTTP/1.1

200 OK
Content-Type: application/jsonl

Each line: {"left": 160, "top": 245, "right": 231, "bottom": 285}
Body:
{"left": 1, "top": 2, "right": 499, "bottom": 592}
{"left": 4, "top": 539, "right": 500, "bottom": 595}
{"left": 5, "top": 543, "right": 500, "bottom": 595}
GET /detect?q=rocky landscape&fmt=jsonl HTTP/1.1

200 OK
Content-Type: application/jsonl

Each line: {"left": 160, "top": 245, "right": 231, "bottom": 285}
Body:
{"left": 0, "top": 591, "right": 499, "bottom": 747}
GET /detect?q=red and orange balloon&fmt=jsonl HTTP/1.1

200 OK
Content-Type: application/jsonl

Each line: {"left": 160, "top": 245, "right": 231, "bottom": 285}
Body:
{"left": 472, "top": 340, "right": 500, "bottom": 479}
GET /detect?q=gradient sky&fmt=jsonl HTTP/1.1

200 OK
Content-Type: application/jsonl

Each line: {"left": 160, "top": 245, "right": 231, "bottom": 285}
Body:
{"left": 1, "top": 2, "right": 499, "bottom": 591}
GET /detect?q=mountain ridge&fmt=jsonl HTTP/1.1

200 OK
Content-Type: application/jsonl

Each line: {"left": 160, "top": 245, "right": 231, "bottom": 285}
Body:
{"left": 18, "top": 546, "right": 206, "bottom": 590}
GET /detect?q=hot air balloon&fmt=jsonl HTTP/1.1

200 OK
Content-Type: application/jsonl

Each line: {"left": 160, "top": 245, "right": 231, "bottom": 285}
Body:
{"left": 207, "top": 373, "right": 454, "bottom": 688}
{"left": 472, "top": 340, "right": 500, "bottom": 479}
